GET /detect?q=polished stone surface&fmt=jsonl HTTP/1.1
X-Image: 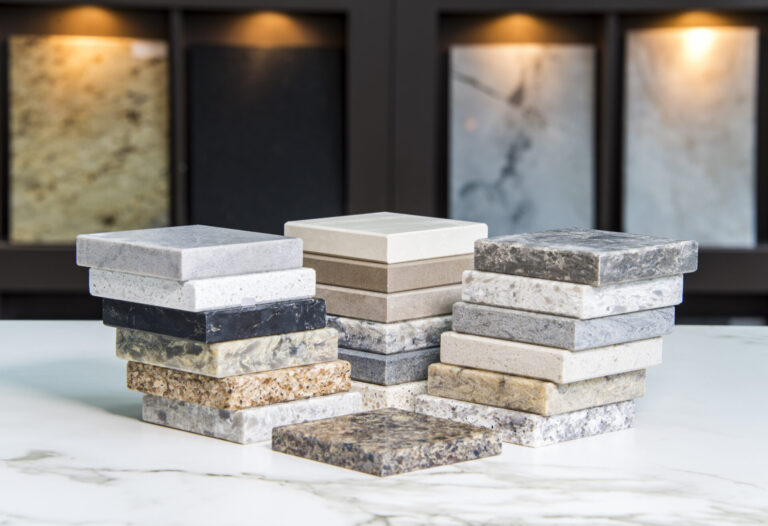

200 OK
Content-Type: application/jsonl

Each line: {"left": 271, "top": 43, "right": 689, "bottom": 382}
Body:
{"left": 127, "top": 360, "right": 350, "bottom": 410}
{"left": 271, "top": 408, "right": 502, "bottom": 476}
{"left": 116, "top": 327, "right": 337, "bottom": 377}
{"left": 350, "top": 381, "right": 427, "bottom": 411}
{"left": 339, "top": 347, "right": 440, "bottom": 385}
{"left": 475, "top": 229, "right": 698, "bottom": 285}
{"left": 453, "top": 302, "right": 675, "bottom": 350}
{"left": 428, "top": 363, "right": 645, "bottom": 416}
{"left": 327, "top": 315, "right": 451, "bottom": 354}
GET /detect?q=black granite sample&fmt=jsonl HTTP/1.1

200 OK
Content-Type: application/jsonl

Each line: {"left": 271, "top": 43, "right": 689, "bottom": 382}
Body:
{"left": 338, "top": 347, "right": 440, "bottom": 385}
{"left": 103, "top": 298, "right": 326, "bottom": 342}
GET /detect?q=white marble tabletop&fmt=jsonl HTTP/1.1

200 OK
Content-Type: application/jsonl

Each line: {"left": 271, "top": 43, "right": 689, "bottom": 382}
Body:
{"left": 0, "top": 321, "right": 766, "bottom": 525}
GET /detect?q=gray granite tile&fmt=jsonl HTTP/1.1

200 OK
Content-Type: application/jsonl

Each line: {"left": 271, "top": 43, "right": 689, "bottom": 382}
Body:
{"left": 339, "top": 347, "right": 440, "bottom": 385}
{"left": 327, "top": 315, "right": 451, "bottom": 354}
{"left": 350, "top": 381, "right": 427, "bottom": 411}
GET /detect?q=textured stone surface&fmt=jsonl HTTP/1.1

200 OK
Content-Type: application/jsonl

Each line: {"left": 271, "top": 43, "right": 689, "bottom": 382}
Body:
{"left": 304, "top": 253, "right": 472, "bottom": 292}
{"left": 90, "top": 267, "right": 315, "bottom": 312}
{"left": 339, "top": 347, "right": 440, "bottom": 385}
{"left": 127, "top": 360, "right": 350, "bottom": 410}
{"left": 428, "top": 363, "right": 645, "bottom": 416}
{"left": 462, "top": 271, "right": 682, "bottom": 319}
{"left": 317, "top": 284, "right": 460, "bottom": 323}
{"left": 271, "top": 408, "right": 502, "bottom": 476}
{"left": 327, "top": 315, "right": 451, "bottom": 354}
{"left": 142, "top": 392, "right": 361, "bottom": 444}
{"left": 452, "top": 302, "right": 675, "bottom": 350}
{"left": 474, "top": 229, "right": 698, "bottom": 285}
{"left": 415, "top": 396, "right": 635, "bottom": 447}
{"left": 441, "top": 331, "right": 662, "bottom": 383}
{"left": 350, "top": 381, "right": 427, "bottom": 411}
{"left": 285, "top": 212, "right": 487, "bottom": 263}
{"left": 77, "top": 225, "right": 301, "bottom": 280}
{"left": 116, "top": 327, "right": 337, "bottom": 377}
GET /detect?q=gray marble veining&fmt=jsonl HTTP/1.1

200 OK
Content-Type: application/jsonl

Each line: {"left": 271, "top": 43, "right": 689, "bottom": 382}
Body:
{"left": 327, "top": 315, "right": 451, "bottom": 354}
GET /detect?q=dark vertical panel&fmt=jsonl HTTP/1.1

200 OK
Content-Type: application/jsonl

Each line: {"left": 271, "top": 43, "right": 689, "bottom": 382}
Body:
{"left": 169, "top": 9, "right": 188, "bottom": 225}
{"left": 757, "top": 27, "right": 768, "bottom": 241}
{"left": 597, "top": 12, "right": 621, "bottom": 231}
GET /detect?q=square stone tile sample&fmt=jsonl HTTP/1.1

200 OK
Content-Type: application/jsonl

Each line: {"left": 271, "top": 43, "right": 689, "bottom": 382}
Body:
{"left": 285, "top": 212, "right": 487, "bottom": 263}
{"left": 77, "top": 225, "right": 302, "bottom": 279}
{"left": 440, "top": 331, "right": 662, "bottom": 383}
{"left": 271, "top": 408, "right": 502, "bottom": 476}
{"left": 462, "top": 271, "right": 682, "bottom": 319}
{"left": 317, "top": 284, "right": 460, "bottom": 323}
{"left": 8, "top": 35, "right": 170, "bottom": 243}
{"left": 104, "top": 298, "right": 326, "bottom": 343}
{"left": 304, "top": 253, "right": 472, "bottom": 292}
{"left": 624, "top": 27, "right": 758, "bottom": 248}
{"left": 415, "top": 396, "right": 634, "bottom": 447}
{"left": 339, "top": 347, "right": 440, "bottom": 385}
{"left": 90, "top": 267, "right": 315, "bottom": 312}
{"left": 327, "top": 315, "right": 451, "bottom": 354}
{"left": 351, "top": 381, "right": 427, "bottom": 411}
{"left": 117, "top": 327, "right": 337, "bottom": 377}
{"left": 142, "top": 392, "right": 361, "bottom": 444}
{"left": 475, "top": 229, "right": 698, "bottom": 285}
{"left": 428, "top": 363, "right": 645, "bottom": 416}
{"left": 452, "top": 302, "right": 674, "bottom": 350}
{"left": 127, "top": 360, "right": 350, "bottom": 410}
{"left": 449, "top": 44, "right": 595, "bottom": 236}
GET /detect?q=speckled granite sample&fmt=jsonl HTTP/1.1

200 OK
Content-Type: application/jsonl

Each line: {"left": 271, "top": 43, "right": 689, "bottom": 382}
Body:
{"left": 142, "top": 392, "right": 361, "bottom": 444}
{"left": 104, "top": 298, "right": 325, "bottom": 343}
{"left": 462, "top": 271, "right": 682, "bottom": 319}
{"left": 116, "top": 327, "right": 337, "bottom": 377}
{"left": 415, "top": 395, "right": 635, "bottom": 447}
{"left": 327, "top": 315, "right": 451, "bottom": 354}
{"left": 339, "top": 347, "right": 440, "bottom": 385}
{"left": 127, "top": 360, "right": 350, "bottom": 410}
{"left": 90, "top": 267, "right": 315, "bottom": 311}
{"left": 441, "top": 331, "right": 662, "bottom": 383}
{"left": 8, "top": 35, "right": 170, "bottom": 243}
{"left": 453, "top": 302, "right": 674, "bottom": 350}
{"left": 304, "top": 253, "right": 472, "bottom": 292}
{"left": 271, "top": 408, "right": 502, "bottom": 476}
{"left": 351, "top": 381, "right": 427, "bottom": 411}
{"left": 317, "top": 284, "right": 460, "bottom": 323}
{"left": 77, "top": 225, "right": 301, "bottom": 279}
{"left": 428, "top": 363, "right": 645, "bottom": 416}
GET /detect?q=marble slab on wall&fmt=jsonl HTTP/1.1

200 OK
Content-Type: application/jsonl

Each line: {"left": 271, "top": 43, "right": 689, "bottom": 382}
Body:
{"left": 449, "top": 44, "right": 596, "bottom": 237}
{"left": 8, "top": 35, "right": 171, "bottom": 243}
{"left": 623, "top": 27, "right": 758, "bottom": 248}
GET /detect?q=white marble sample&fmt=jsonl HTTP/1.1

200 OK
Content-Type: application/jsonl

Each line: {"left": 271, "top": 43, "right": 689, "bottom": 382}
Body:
{"left": 327, "top": 315, "right": 451, "bottom": 354}
{"left": 142, "top": 392, "right": 361, "bottom": 444}
{"left": 415, "top": 395, "right": 634, "bottom": 447}
{"left": 350, "top": 381, "right": 427, "bottom": 411}
{"left": 77, "top": 225, "right": 302, "bottom": 279}
{"left": 449, "top": 44, "right": 595, "bottom": 236}
{"left": 284, "top": 212, "right": 487, "bottom": 263}
{"left": 89, "top": 267, "right": 315, "bottom": 311}
{"left": 440, "top": 331, "right": 662, "bottom": 383}
{"left": 462, "top": 270, "right": 682, "bottom": 319}
{"left": 624, "top": 27, "right": 758, "bottom": 248}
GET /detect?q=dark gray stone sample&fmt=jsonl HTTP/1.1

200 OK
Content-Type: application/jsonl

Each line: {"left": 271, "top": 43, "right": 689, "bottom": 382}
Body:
{"left": 338, "top": 347, "right": 440, "bottom": 385}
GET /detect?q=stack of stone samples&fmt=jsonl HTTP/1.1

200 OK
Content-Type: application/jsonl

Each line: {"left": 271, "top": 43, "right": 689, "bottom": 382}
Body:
{"left": 416, "top": 229, "right": 698, "bottom": 447}
{"left": 76, "top": 225, "right": 361, "bottom": 443}
{"left": 285, "top": 212, "right": 487, "bottom": 411}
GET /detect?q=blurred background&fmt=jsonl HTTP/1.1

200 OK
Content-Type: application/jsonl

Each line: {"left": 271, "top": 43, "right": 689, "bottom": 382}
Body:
{"left": 0, "top": 1, "right": 764, "bottom": 324}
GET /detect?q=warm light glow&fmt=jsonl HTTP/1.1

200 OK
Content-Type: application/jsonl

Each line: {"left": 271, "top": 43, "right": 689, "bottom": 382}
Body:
{"left": 225, "top": 11, "right": 326, "bottom": 47}
{"left": 684, "top": 27, "right": 716, "bottom": 61}
{"left": 56, "top": 6, "right": 125, "bottom": 35}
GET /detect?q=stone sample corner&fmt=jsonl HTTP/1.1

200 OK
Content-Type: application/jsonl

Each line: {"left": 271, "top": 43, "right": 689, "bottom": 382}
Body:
{"left": 350, "top": 381, "right": 427, "bottom": 411}
{"left": 327, "top": 315, "right": 451, "bottom": 354}
{"left": 339, "top": 347, "right": 440, "bottom": 385}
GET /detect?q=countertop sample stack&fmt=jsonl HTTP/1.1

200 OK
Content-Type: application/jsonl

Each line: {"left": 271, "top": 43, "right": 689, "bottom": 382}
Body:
{"left": 285, "top": 212, "right": 487, "bottom": 411}
{"left": 416, "top": 229, "right": 698, "bottom": 447}
{"left": 76, "top": 225, "right": 361, "bottom": 443}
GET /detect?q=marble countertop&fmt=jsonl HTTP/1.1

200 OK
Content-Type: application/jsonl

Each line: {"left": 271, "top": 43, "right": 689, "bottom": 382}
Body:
{"left": 1, "top": 321, "right": 766, "bottom": 525}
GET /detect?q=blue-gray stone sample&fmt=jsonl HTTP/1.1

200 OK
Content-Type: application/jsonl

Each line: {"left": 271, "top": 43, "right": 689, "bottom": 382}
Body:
{"left": 339, "top": 347, "right": 440, "bottom": 386}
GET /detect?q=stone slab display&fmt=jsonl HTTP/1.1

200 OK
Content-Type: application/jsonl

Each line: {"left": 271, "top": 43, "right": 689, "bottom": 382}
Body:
{"left": 271, "top": 408, "right": 502, "bottom": 476}
{"left": 126, "top": 360, "right": 350, "bottom": 410}
{"left": 339, "top": 347, "right": 440, "bottom": 385}
{"left": 143, "top": 392, "right": 361, "bottom": 444}
{"left": 462, "top": 271, "right": 682, "bottom": 319}
{"left": 415, "top": 395, "right": 635, "bottom": 447}
{"left": 90, "top": 267, "right": 315, "bottom": 312}
{"left": 77, "top": 225, "right": 302, "bottom": 280}
{"left": 452, "top": 302, "right": 675, "bottom": 350}
{"left": 327, "top": 315, "right": 451, "bottom": 354}
{"left": 350, "top": 381, "right": 427, "bottom": 411}
{"left": 474, "top": 229, "right": 698, "bottom": 285}
{"left": 303, "top": 253, "right": 473, "bottom": 293}
{"left": 440, "top": 332, "right": 662, "bottom": 383}
{"left": 285, "top": 212, "right": 487, "bottom": 264}
{"left": 428, "top": 363, "right": 645, "bottom": 416}
{"left": 116, "top": 327, "right": 337, "bottom": 377}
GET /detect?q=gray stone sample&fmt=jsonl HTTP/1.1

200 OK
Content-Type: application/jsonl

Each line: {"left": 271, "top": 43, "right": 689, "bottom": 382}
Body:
{"left": 350, "top": 381, "right": 427, "bottom": 411}
{"left": 327, "top": 315, "right": 451, "bottom": 354}
{"left": 338, "top": 347, "right": 440, "bottom": 385}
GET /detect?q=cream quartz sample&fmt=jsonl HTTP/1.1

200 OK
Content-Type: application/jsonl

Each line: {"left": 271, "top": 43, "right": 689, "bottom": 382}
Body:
{"left": 350, "top": 381, "right": 427, "bottom": 411}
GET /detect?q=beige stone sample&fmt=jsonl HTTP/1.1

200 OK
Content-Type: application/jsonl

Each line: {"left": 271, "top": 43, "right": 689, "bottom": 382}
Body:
{"left": 350, "top": 381, "right": 427, "bottom": 411}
